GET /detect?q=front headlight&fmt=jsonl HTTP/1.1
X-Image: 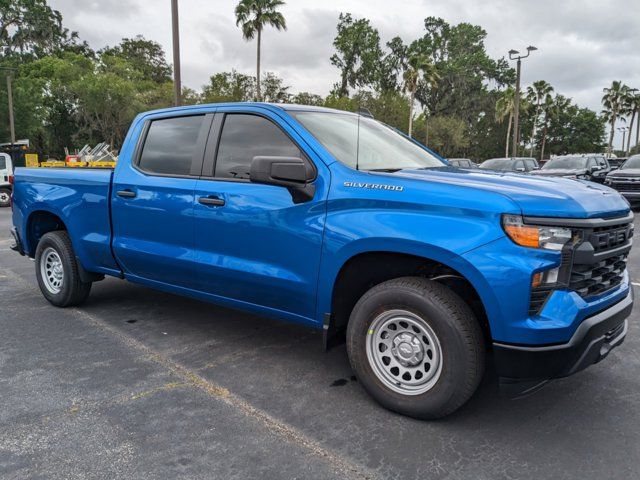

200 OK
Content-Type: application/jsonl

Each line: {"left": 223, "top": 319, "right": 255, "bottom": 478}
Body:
{"left": 576, "top": 174, "right": 589, "bottom": 180}
{"left": 502, "top": 214, "right": 572, "bottom": 250}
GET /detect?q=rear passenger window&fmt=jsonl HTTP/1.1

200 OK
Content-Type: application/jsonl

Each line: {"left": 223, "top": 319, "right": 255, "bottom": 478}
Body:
{"left": 0, "top": 157, "right": 5, "bottom": 170}
{"left": 138, "top": 115, "right": 204, "bottom": 176}
{"left": 215, "top": 114, "right": 301, "bottom": 180}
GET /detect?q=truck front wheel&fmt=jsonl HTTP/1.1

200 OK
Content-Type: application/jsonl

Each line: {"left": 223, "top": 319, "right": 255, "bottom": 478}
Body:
{"left": 35, "top": 231, "right": 92, "bottom": 307}
{"left": 346, "top": 277, "right": 485, "bottom": 419}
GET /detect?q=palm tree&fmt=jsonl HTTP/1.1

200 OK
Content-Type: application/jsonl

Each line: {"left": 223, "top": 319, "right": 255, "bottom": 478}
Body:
{"left": 403, "top": 54, "right": 438, "bottom": 137}
{"left": 602, "top": 81, "right": 629, "bottom": 158}
{"left": 526, "top": 80, "right": 553, "bottom": 156}
{"left": 235, "top": 0, "right": 287, "bottom": 101}
{"left": 495, "top": 87, "right": 516, "bottom": 157}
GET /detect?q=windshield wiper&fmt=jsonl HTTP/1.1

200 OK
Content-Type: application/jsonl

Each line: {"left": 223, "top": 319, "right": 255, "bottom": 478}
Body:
{"left": 366, "top": 168, "right": 402, "bottom": 173}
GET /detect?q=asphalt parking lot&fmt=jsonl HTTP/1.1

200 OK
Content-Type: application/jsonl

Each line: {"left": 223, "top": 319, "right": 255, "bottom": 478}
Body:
{"left": 1, "top": 206, "right": 639, "bottom": 480}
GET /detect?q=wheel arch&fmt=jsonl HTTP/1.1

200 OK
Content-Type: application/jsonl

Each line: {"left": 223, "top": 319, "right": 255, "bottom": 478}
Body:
{"left": 321, "top": 245, "right": 496, "bottom": 350}
{"left": 25, "top": 209, "right": 67, "bottom": 258}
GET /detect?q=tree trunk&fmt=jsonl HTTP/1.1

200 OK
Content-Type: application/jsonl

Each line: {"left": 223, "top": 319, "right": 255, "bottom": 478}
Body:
{"left": 540, "top": 120, "right": 548, "bottom": 161}
{"left": 505, "top": 111, "right": 512, "bottom": 158}
{"left": 256, "top": 27, "right": 262, "bottom": 101}
{"left": 627, "top": 111, "right": 636, "bottom": 155}
{"left": 408, "top": 89, "right": 415, "bottom": 137}
{"left": 528, "top": 103, "right": 541, "bottom": 157}
{"left": 607, "top": 114, "right": 616, "bottom": 158}
{"left": 636, "top": 108, "right": 640, "bottom": 152}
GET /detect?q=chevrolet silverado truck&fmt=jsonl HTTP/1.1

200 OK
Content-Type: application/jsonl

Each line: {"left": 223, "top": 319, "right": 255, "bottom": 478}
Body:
{"left": 10, "top": 103, "right": 634, "bottom": 419}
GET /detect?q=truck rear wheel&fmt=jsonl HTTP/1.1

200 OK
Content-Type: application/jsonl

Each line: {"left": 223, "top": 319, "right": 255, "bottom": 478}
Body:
{"left": 346, "top": 277, "right": 484, "bottom": 419}
{"left": 35, "top": 231, "right": 92, "bottom": 307}
{"left": 0, "top": 187, "right": 10, "bottom": 207}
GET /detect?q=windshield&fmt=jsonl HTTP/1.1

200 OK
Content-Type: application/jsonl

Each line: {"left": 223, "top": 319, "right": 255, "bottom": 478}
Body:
{"left": 290, "top": 112, "right": 443, "bottom": 171}
{"left": 542, "top": 156, "right": 587, "bottom": 170}
{"left": 621, "top": 155, "right": 640, "bottom": 169}
{"left": 480, "top": 158, "right": 512, "bottom": 170}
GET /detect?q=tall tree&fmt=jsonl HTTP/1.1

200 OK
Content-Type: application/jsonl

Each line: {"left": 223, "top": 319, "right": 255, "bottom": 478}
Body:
{"left": 602, "top": 81, "right": 629, "bottom": 158}
{"left": 99, "top": 36, "right": 172, "bottom": 84}
{"left": 403, "top": 53, "right": 438, "bottom": 137}
{"left": 526, "top": 80, "right": 554, "bottom": 156}
{"left": 0, "top": 0, "right": 78, "bottom": 58}
{"left": 330, "top": 13, "right": 382, "bottom": 97}
{"left": 495, "top": 87, "right": 515, "bottom": 157}
{"left": 234, "top": 0, "right": 287, "bottom": 102}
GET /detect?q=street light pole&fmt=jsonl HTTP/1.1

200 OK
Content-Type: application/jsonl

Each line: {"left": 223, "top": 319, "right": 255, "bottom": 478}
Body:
{"left": 509, "top": 46, "right": 537, "bottom": 158}
{"left": 171, "top": 0, "right": 182, "bottom": 106}
{"left": 618, "top": 127, "right": 628, "bottom": 155}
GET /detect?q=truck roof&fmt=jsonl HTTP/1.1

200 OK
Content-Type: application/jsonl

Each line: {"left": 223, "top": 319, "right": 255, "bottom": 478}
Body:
{"left": 139, "top": 102, "right": 356, "bottom": 118}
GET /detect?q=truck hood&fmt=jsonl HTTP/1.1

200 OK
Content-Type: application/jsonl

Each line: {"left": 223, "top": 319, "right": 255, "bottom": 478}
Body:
{"left": 608, "top": 168, "right": 640, "bottom": 178}
{"left": 395, "top": 167, "right": 629, "bottom": 219}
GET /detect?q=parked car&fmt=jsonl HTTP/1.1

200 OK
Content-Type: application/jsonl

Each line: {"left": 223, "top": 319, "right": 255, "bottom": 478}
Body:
{"left": 447, "top": 158, "right": 477, "bottom": 168}
{"left": 605, "top": 154, "right": 640, "bottom": 205}
{"left": 10, "top": 103, "right": 634, "bottom": 419}
{"left": 0, "top": 152, "right": 13, "bottom": 207}
{"left": 608, "top": 157, "right": 627, "bottom": 170}
{"left": 479, "top": 157, "right": 539, "bottom": 172}
{"left": 532, "top": 155, "right": 610, "bottom": 183}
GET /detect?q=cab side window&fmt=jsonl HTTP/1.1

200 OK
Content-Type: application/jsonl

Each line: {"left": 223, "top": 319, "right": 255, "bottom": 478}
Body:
{"left": 138, "top": 115, "right": 205, "bottom": 176}
{"left": 587, "top": 157, "right": 598, "bottom": 169}
{"left": 215, "top": 114, "right": 301, "bottom": 180}
{"left": 514, "top": 160, "right": 525, "bottom": 171}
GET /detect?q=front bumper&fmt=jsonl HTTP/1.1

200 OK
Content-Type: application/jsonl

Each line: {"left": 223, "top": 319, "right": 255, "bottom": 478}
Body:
{"left": 493, "top": 286, "right": 632, "bottom": 387}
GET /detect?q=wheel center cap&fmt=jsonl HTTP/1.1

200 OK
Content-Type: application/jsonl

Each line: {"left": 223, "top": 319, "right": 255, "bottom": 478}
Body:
{"left": 391, "top": 332, "right": 424, "bottom": 366}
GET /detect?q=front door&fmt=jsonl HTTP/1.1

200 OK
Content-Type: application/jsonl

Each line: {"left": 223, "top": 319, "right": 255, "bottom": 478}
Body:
{"left": 193, "top": 109, "right": 327, "bottom": 320}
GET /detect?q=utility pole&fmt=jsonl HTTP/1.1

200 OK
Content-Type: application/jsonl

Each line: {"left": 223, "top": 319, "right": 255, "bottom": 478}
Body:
{"left": 509, "top": 46, "right": 537, "bottom": 158}
{"left": 6, "top": 73, "right": 15, "bottom": 145}
{"left": 1, "top": 67, "right": 17, "bottom": 150}
{"left": 171, "top": 0, "right": 182, "bottom": 106}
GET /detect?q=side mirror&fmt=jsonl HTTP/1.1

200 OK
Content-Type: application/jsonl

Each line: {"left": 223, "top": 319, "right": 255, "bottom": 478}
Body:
{"left": 250, "top": 156, "right": 316, "bottom": 203}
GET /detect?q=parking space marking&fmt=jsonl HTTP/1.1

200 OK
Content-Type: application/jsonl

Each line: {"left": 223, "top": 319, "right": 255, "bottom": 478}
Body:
{"left": 632, "top": 282, "right": 640, "bottom": 287}
{"left": 2, "top": 267, "right": 379, "bottom": 480}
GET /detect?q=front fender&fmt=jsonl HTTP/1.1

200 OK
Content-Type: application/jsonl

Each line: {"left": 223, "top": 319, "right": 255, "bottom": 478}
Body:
{"left": 315, "top": 235, "right": 503, "bottom": 331}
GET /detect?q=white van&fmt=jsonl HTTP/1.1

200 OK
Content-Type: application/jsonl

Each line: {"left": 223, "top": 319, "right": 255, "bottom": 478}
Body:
{"left": 0, "top": 152, "right": 13, "bottom": 207}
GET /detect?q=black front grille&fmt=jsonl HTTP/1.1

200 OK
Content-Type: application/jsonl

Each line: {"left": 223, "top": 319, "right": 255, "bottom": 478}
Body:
{"left": 569, "top": 253, "right": 627, "bottom": 298}
{"left": 590, "top": 224, "right": 631, "bottom": 251}
{"left": 611, "top": 181, "right": 640, "bottom": 192}
{"left": 528, "top": 214, "right": 632, "bottom": 316}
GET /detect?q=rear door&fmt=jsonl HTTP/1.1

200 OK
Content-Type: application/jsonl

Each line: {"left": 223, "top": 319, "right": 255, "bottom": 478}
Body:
{"left": 111, "top": 112, "right": 213, "bottom": 287}
{"left": 192, "top": 108, "right": 328, "bottom": 320}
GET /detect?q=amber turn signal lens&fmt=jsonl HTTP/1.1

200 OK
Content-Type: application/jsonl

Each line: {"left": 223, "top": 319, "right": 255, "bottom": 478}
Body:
{"left": 503, "top": 223, "right": 540, "bottom": 248}
{"left": 531, "top": 272, "right": 543, "bottom": 288}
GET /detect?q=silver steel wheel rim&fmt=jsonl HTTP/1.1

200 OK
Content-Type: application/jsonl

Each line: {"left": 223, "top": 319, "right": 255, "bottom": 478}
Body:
{"left": 366, "top": 309, "right": 443, "bottom": 396}
{"left": 0, "top": 191, "right": 9, "bottom": 203}
{"left": 40, "top": 247, "right": 64, "bottom": 294}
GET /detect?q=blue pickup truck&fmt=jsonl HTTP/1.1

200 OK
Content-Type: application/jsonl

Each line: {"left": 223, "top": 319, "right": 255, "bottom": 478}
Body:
{"left": 10, "top": 103, "right": 634, "bottom": 419}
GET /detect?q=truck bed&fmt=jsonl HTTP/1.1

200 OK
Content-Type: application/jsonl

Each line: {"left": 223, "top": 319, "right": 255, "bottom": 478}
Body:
{"left": 11, "top": 167, "right": 119, "bottom": 274}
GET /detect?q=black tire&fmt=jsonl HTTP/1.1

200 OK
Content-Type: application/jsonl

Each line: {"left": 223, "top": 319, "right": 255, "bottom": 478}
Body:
{"left": 346, "top": 277, "right": 484, "bottom": 419}
{"left": 35, "top": 231, "right": 92, "bottom": 307}
{"left": 0, "top": 187, "right": 10, "bottom": 208}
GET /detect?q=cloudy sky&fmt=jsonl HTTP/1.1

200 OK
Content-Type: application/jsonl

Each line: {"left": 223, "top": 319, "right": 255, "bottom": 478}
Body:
{"left": 49, "top": 0, "right": 639, "bottom": 145}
